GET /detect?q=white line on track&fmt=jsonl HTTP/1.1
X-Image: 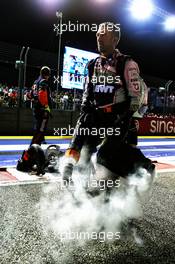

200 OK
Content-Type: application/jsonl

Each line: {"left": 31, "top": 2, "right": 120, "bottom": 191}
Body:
{"left": 138, "top": 141, "right": 175, "bottom": 146}
{"left": 7, "top": 168, "right": 60, "bottom": 181}
{"left": 0, "top": 144, "right": 68, "bottom": 151}
{"left": 143, "top": 149, "right": 175, "bottom": 152}
{"left": 152, "top": 156, "right": 175, "bottom": 162}
{"left": 1, "top": 141, "right": 175, "bottom": 152}
{"left": 0, "top": 168, "right": 63, "bottom": 187}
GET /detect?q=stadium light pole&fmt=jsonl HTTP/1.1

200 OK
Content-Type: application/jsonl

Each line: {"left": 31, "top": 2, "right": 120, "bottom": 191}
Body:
{"left": 17, "top": 46, "right": 25, "bottom": 108}
{"left": 163, "top": 80, "right": 173, "bottom": 115}
{"left": 55, "top": 11, "right": 63, "bottom": 109}
{"left": 16, "top": 46, "right": 25, "bottom": 135}
{"left": 23, "top": 47, "right": 30, "bottom": 90}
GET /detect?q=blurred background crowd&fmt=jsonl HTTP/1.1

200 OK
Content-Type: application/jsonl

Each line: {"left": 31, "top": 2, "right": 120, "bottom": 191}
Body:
{"left": 0, "top": 83, "right": 82, "bottom": 111}
{"left": 1, "top": 82, "right": 175, "bottom": 116}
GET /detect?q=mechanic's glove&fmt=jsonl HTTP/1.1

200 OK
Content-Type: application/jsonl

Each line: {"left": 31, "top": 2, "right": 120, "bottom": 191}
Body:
{"left": 138, "top": 105, "right": 148, "bottom": 116}
{"left": 45, "top": 105, "right": 51, "bottom": 113}
{"left": 129, "top": 104, "right": 138, "bottom": 113}
{"left": 44, "top": 105, "right": 53, "bottom": 118}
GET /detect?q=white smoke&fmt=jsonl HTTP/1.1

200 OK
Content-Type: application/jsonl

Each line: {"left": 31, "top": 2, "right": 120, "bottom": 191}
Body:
{"left": 38, "top": 152, "right": 155, "bottom": 246}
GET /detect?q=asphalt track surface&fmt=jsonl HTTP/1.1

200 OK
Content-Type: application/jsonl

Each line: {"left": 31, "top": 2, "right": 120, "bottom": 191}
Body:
{"left": 0, "top": 137, "right": 175, "bottom": 264}
{"left": 1, "top": 175, "right": 175, "bottom": 264}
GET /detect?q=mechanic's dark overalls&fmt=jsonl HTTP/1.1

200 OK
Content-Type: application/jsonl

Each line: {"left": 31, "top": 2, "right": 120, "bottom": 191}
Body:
{"left": 66, "top": 54, "right": 133, "bottom": 168}
{"left": 30, "top": 77, "right": 51, "bottom": 146}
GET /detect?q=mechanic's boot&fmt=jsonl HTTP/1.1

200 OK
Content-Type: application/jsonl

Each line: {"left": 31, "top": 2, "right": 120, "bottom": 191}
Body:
{"left": 62, "top": 148, "right": 80, "bottom": 183}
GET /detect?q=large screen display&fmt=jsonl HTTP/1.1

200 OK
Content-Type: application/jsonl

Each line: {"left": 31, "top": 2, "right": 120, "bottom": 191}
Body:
{"left": 62, "top": 46, "right": 98, "bottom": 90}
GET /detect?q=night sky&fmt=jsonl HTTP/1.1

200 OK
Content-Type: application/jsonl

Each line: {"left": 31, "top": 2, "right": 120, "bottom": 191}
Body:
{"left": 0, "top": 0, "right": 175, "bottom": 80}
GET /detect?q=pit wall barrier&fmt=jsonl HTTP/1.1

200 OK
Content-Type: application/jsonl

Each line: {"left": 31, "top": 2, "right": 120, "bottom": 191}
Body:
{"left": 0, "top": 109, "right": 174, "bottom": 136}
{"left": 137, "top": 116, "right": 175, "bottom": 135}
{"left": 0, "top": 108, "right": 79, "bottom": 136}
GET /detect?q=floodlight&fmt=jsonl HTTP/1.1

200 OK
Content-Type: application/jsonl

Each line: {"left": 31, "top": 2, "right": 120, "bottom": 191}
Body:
{"left": 164, "top": 16, "right": 175, "bottom": 31}
{"left": 130, "top": 0, "right": 154, "bottom": 20}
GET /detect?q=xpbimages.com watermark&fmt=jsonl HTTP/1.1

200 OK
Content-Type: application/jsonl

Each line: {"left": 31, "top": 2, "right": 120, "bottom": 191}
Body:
{"left": 58, "top": 231, "right": 121, "bottom": 243}
{"left": 53, "top": 125, "right": 120, "bottom": 138}
{"left": 54, "top": 21, "right": 120, "bottom": 34}
{"left": 53, "top": 75, "right": 121, "bottom": 86}
{"left": 60, "top": 178, "right": 120, "bottom": 191}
